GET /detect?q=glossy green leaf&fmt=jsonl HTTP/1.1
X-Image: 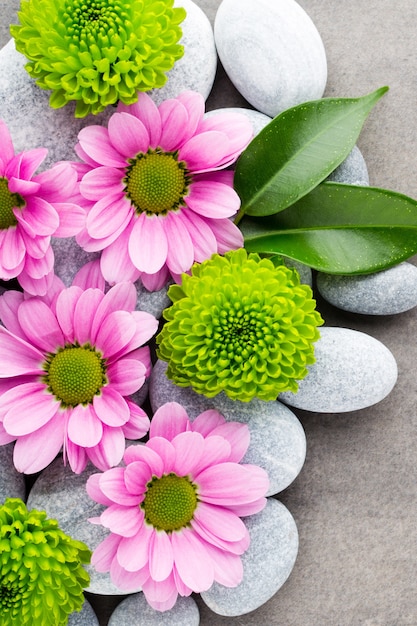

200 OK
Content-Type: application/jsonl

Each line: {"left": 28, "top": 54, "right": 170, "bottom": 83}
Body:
{"left": 241, "top": 182, "right": 417, "bottom": 274}
{"left": 234, "top": 86, "right": 388, "bottom": 221}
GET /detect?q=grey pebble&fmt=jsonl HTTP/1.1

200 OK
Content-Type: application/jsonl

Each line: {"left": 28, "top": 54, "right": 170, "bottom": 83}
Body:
{"left": 68, "top": 599, "right": 99, "bottom": 626}
{"left": 327, "top": 145, "right": 369, "bottom": 186}
{"left": 316, "top": 262, "right": 417, "bottom": 315}
{"left": 279, "top": 326, "right": 398, "bottom": 412}
{"left": 214, "top": 0, "right": 327, "bottom": 117}
{"left": 149, "top": 359, "right": 307, "bottom": 495}
{"left": 108, "top": 594, "right": 200, "bottom": 626}
{"left": 0, "top": 443, "right": 26, "bottom": 503}
{"left": 200, "top": 498, "right": 298, "bottom": 616}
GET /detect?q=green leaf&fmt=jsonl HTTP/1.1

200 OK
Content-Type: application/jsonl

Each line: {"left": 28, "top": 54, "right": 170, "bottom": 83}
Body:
{"left": 241, "top": 182, "right": 417, "bottom": 274}
{"left": 234, "top": 86, "right": 388, "bottom": 220}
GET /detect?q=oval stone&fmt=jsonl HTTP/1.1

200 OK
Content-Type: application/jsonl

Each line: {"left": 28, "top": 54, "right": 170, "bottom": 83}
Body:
{"left": 150, "top": 0, "right": 217, "bottom": 104}
{"left": 316, "top": 262, "right": 417, "bottom": 315}
{"left": 0, "top": 443, "right": 26, "bottom": 503}
{"left": 27, "top": 458, "right": 133, "bottom": 595}
{"left": 108, "top": 594, "right": 199, "bottom": 626}
{"left": 214, "top": 0, "right": 327, "bottom": 117}
{"left": 200, "top": 498, "right": 298, "bottom": 616}
{"left": 68, "top": 599, "right": 99, "bottom": 626}
{"left": 149, "top": 360, "right": 306, "bottom": 495}
{"left": 279, "top": 327, "right": 398, "bottom": 412}
{"left": 327, "top": 145, "right": 369, "bottom": 186}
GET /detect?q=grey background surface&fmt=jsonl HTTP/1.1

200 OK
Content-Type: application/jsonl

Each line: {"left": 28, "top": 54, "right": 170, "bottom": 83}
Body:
{"left": 1, "top": 1, "right": 417, "bottom": 624}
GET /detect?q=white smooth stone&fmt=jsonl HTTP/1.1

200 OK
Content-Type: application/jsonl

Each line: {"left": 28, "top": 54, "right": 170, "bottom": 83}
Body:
{"left": 108, "top": 594, "right": 200, "bottom": 626}
{"left": 214, "top": 0, "right": 327, "bottom": 117}
{"left": 316, "top": 262, "right": 417, "bottom": 315}
{"left": 201, "top": 498, "right": 298, "bottom": 616}
{"left": 150, "top": 0, "right": 217, "bottom": 104}
{"left": 279, "top": 326, "right": 398, "bottom": 412}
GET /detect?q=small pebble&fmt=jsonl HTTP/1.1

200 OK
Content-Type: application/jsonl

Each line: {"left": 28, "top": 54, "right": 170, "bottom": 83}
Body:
{"left": 68, "top": 599, "right": 99, "bottom": 626}
{"left": 279, "top": 326, "right": 398, "bottom": 412}
{"left": 200, "top": 498, "right": 298, "bottom": 616}
{"left": 326, "top": 145, "right": 369, "bottom": 186}
{"left": 108, "top": 594, "right": 200, "bottom": 626}
{"left": 214, "top": 0, "right": 327, "bottom": 117}
{"left": 316, "top": 262, "right": 417, "bottom": 315}
{"left": 0, "top": 443, "right": 26, "bottom": 503}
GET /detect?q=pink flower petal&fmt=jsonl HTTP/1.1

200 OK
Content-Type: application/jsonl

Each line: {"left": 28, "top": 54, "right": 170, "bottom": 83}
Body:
{"left": 80, "top": 166, "right": 124, "bottom": 201}
{"left": 176, "top": 209, "right": 217, "bottom": 263}
{"left": 200, "top": 111, "right": 253, "bottom": 163}
{"left": 100, "top": 233, "right": 141, "bottom": 285}
{"left": 148, "top": 530, "right": 174, "bottom": 582}
{"left": 146, "top": 437, "right": 175, "bottom": 473}
{"left": 108, "top": 112, "right": 150, "bottom": 158}
{"left": 0, "top": 327, "right": 44, "bottom": 376}
{"left": 110, "top": 559, "right": 147, "bottom": 592}
{"left": 207, "top": 216, "right": 244, "bottom": 254}
{"left": 171, "top": 528, "right": 214, "bottom": 592}
{"left": 67, "top": 404, "right": 103, "bottom": 447}
{"left": 116, "top": 312, "right": 158, "bottom": 358}
{"left": 18, "top": 266, "right": 54, "bottom": 297}
{"left": 139, "top": 266, "right": 170, "bottom": 291}
{"left": 118, "top": 93, "right": 162, "bottom": 147}
{"left": 206, "top": 542, "right": 244, "bottom": 587}
{"left": 107, "top": 359, "right": 147, "bottom": 396}
{"left": 128, "top": 213, "right": 168, "bottom": 274}
{"left": 65, "top": 438, "right": 88, "bottom": 474}
{"left": 141, "top": 571, "right": 178, "bottom": 611}
{"left": 0, "top": 290, "right": 25, "bottom": 338}
{"left": 0, "top": 120, "right": 15, "bottom": 164}
{"left": 0, "top": 423, "right": 16, "bottom": 445}
{"left": 222, "top": 497, "right": 267, "bottom": 517}
{"left": 179, "top": 131, "right": 231, "bottom": 173}
{"left": 86, "top": 473, "right": 115, "bottom": 506}
{"left": 191, "top": 435, "right": 231, "bottom": 475}
{"left": 18, "top": 196, "right": 59, "bottom": 236}
{"left": 149, "top": 402, "right": 190, "bottom": 440}
{"left": 207, "top": 421, "right": 250, "bottom": 463}
{"left": 197, "top": 463, "right": 269, "bottom": 506}
{"left": 12, "top": 147, "right": 48, "bottom": 180}
{"left": 172, "top": 431, "right": 205, "bottom": 476}
{"left": 123, "top": 444, "right": 164, "bottom": 476}
{"left": 8, "top": 177, "right": 40, "bottom": 196}
{"left": 0, "top": 227, "right": 25, "bottom": 272}
{"left": 86, "top": 194, "right": 132, "bottom": 240}
{"left": 93, "top": 387, "right": 130, "bottom": 427}
{"left": 117, "top": 523, "right": 152, "bottom": 571}
{"left": 86, "top": 424, "right": 125, "bottom": 470}
{"left": 91, "top": 281, "right": 137, "bottom": 341}
{"left": 53, "top": 202, "right": 86, "bottom": 238}
{"left": 91, "top": 533, "right": 122, "bottom": 572}
{"left": 123, "top": 459, "right": 152, "bottom": 495}
{"left": 77, "top": 125, "right": 127, "bottom": 168}
{"left": 12, "top": 411, "right": 65, "bottom": 473}
{"left": 98, "top": 467, "right": 139, "bottom": 506}
{"left": 191, "top": 514, "right": 249, "bottom": 556}
{"left": 72, "top": 287, "right": 104, "bottom": 345}
{"left": 94, "top": 310, "right": 136, "bottom": 359}
{"left": 191, "top": 410, "right": 225, "bottom": 437}
{"left": 193, "top": 501, "right": 247, "bottom": 542}
{"left": 22, "top": 245, "right": 54, "bottom": 279}
{"left": 177, "top": 91, "right": 205, "bottom": 140}
{"left": 55, "top": 285, "right": 84, "bottom": 344}
{"left": 34, "top": 161, "right": 78, "bottom": 202}
{"left": 164, "top": 212, "right": 194, "bottom": 274}
{"left": 158, "top": 99, "right": 189, "bottom": 151}
{"left": 122, "top": 401, "right": 150, "bottom": 440}
{"left": 100, "top": 503, "right": 143, "bottom": 537}
{"left": 72, "top": 259, "right": 106, "bottom": 291}
{"left": 18, "top": 227, "right": 50, "bottom": 259}
{"left": 186, "top": 180, "right": 240, "bottom": 218}
{"left": 2, "top": 382, "right": 59, "bottom": 436}
{"left": 18, "top": 299, "right": 64, "bottom": 352}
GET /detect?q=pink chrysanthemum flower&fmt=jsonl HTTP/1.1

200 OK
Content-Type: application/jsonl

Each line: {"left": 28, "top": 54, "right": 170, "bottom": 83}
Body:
{"left": 87, "top": 402, "right": 269, "bottom": 611}
{"left": 0, "top": 282, "right": 157, "bottom": 474}
{"left": 0, "top": 120, "right": 85, "bottom": 295}
{"left": 74, "top": 91, "right": 253, "bottom": 290}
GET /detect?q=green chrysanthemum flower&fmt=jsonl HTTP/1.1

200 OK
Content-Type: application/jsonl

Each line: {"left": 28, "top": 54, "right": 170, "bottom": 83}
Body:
{"left": 10, "top": 0, "right": 186, "bottom": 117}
{"left": 157, "top": 249, "right": 324, "bottom": 402}
{"left": 0, "top": 498, "right": 91, "bottom": 625}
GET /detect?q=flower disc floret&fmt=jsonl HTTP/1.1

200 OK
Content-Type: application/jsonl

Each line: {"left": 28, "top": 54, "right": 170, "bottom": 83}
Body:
{"left": 157, "top": 249, "right": 324, "bottom": 401}
{"left": 0, "top": 498, "right": 90, "bottom": 625}
{"left": 87, "top": 402, "right": 269, "bottom": 612}
{"left": 11, "top": 0, "right": 186, "bottom": 117}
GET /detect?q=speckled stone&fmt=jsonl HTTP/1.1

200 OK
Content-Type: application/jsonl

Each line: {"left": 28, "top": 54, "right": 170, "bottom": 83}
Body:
{"left": 316, "top": 262, "right": 417, "bottom": 315}
{"left": 279, "top": 326, "right": 398, "bottom": 412}
{"left": 149, "top": 360, "right": 307, "bottom": 495}
{"left": 150, "top": 0, "right": 217, "bottom": 104}
{"left": 0, "top": 443, "right": 26, "bottom": 503}
{"left": 26, "top": 458, "right": 134, "bottom": 595}
{"left": 200, "top": 498, "right": 298, "bottom": 616}
{"left": 68, "top": 599, "right": 99, "bottom": 626}
{"left": 108, "top": 594, "right": 200, "bottom": 626}
{"left": 327, "top": 145, "right": 369, "bottom": 186}
{"left": 214, "top": 0, "right": 327, "bottom": 117}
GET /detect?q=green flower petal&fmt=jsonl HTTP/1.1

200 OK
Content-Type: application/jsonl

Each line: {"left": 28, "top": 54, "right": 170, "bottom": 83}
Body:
{"left": 11, "top": 0, "right": 186, "bottom": 117}
{"left": 157, "top": 249, "right": 324, "bottom": 402}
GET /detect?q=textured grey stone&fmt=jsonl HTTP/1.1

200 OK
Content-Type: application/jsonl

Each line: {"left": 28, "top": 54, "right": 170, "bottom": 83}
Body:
{"left": 26, "top": 458, "right": 133, "bottom": 595}
{"left": 108, "top": 594, "right": 200, "bottom": 626}
{"left": 68, "top": 599, "right": 99, "bottom": 626}
{"left": 326, "top": 145, "right": 369, "bottom": 186}
{"left": 149, "top": 359, "right": 306, "bottom": 495}
{"left": 279, "top": 326, "right": 398, "bottom": 412}
{"left": 0, "top": 443, "right": 26, "bottom": 503}
{"left": 316, "top": 262, "right": 417, "bottom": 315}
{"left": 200, "top": 498, "right": 298, "bottom": 616}
{"left": 214, "top": 0, "right": 327, "bottom": 117}
{"left": 150, "top": 0, "right": 217, "bottom": 104}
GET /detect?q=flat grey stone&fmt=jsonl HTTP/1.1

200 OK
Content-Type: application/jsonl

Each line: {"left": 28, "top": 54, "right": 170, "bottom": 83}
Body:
{"left": 150, "top": 0, "right": 217, "bottom": 104}
{"left": 27, "top": 458, "right": 134, "bottom": 595}
{"left": 279, "top": 326, "right": 398, "bottom": 412}
{"left": 200, "top": 498, "right": 298, "bottom": 616}
{"left": 316, "top": 262, "right": 417, "bottom": 315}
{"left": 149, "top": 360, "right": 306, "bottom": 495}
{"left": 326, "top": 145, "right": 369, "bottom": 186}
{"left": 108, "top": 594, "right": 200, "bottom": 626}
{"left": 214, "top": 0, "right": 327, "bottom": 117}
{"left": 68, "top": 599, "right": 99, "bottom": 626}
{"left": 0, "top": 443, "right": 26, "bottom": 503}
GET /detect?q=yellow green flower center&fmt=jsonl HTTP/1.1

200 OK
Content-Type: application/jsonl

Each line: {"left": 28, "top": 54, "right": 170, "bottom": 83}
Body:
{"left": 142, "top": 473, "right": 198, "bottom": 532}
{"left": 0, "top": 178, "right": 24, "bottom": 229}
{"left": 124, "top": 148, "right": 190, "bottom": 216}
{"left": 66, "top": 0, "right": 127, "bottom": 35}
{"left": 43, "top": 344, "right": 108, "bottom": 407}
{"left": 0, "top": 582, "right": 23, "bottom": 611}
